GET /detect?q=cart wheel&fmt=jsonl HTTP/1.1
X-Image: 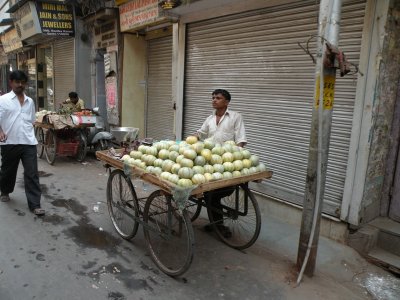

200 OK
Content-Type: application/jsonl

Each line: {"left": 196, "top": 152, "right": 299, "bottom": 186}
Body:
{"left": 143, "top": 190, "right": 194, "bottom": 276}
{"left": 207, "top": 184, "right": 261, "bottom": 250}
{"left": 35, "top": 127, "right": 45, "bottom": 158}
{"left": 76, "top": 132, "right": 87, "bottom": 162}
{"left": 45, "top": 129, "right": 57, "bottom": 165}
{"left": 107, "top": 169, "right": 139, "bottom": 240}
{"left": 186, "top": 196, "right": 202, "bottom": 222}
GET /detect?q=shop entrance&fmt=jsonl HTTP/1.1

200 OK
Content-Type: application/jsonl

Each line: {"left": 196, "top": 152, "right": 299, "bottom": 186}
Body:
{"left": 96, "top": 49, "right": 107, "bottom": 128}
{"left": 37, "top": 46, "right": 54, "bottom": 111}
{"left": 145, "top": 34, "right": 174, "bottom": 140}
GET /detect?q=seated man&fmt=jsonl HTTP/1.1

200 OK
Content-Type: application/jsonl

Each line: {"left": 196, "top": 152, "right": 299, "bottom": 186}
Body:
{"left": 62, "top": 92, "right": 85, "bottom": 112}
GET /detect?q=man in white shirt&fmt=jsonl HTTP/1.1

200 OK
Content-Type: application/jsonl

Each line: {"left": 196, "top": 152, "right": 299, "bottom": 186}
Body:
{"left": 0, "top": 70, "right": 44, "bottom": 216}
{"left": 197, "top": 89, "right": 247, "bottom": 147}
{"left": 196, "top": 89, "right": 247, "bottom": 238}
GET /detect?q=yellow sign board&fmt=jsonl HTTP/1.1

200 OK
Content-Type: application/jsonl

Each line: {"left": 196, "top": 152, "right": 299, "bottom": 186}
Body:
{"left": 314, "top": 75, "right": 336, "bottom": 110}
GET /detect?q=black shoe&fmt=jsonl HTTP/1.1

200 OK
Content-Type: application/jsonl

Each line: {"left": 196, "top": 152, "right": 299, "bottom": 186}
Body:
{"left": 204, "top": 224, "right": 232, "bottom": 238}
{"left": 0, "top": 194, "right": 10, "bottom": 202}
{"left": 204, "top": 224, "right": 214, "bottom": 232}
{"left": 216, "top": 225, "right": 232, "bottom": 238}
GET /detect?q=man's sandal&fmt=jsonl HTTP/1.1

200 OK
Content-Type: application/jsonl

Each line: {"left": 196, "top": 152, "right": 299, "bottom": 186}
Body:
{"left": 32, "top": 208, "right": 45, "bottom": 216}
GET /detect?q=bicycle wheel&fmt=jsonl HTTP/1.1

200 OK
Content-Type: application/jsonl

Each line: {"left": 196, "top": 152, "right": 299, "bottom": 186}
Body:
{"left": 45, "top": 129, "right": 57, "bottom": 165}
{"left": 35, "top": 127, "right": 45, "bottom": 158}
{"left": 107, "top": 169, "right": 139, "bottom": 239}
{"left": 207, "top": 184, "right": 261, "bottom": 250}
{"left": 186, "top": 196, "right": 202, "bottom": 222}
{"left": 76, "top": 131, "right": 87, "bottom": 162}
{"left": 143, "top": 190, "right": 194, "bottom": 276}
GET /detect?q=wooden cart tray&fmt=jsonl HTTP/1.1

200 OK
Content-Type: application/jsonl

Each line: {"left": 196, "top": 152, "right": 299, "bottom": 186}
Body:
{"left": 96, "top": 150, "right": 273, "bottom": 195}
{"left": 35, "top": 121, "right": 94, "bottom": 129}
{"left": 34, "top": 122, "right": 54, "bottom": 129}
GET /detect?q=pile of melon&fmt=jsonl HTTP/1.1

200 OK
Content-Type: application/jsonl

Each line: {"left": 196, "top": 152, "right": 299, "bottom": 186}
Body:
{"left": 121, "top": 136, "right": 267, "bottom": 187}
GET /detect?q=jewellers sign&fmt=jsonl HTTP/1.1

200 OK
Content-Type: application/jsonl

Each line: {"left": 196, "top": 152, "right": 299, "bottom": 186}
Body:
{"left": 119, "top": 0, "right": 166, "bottom": 32}
{"left": 36, "top": 2, "right": 75, "bottom": 36}
{"left": 12, "top": 1, "right": 74, "bottom": 40}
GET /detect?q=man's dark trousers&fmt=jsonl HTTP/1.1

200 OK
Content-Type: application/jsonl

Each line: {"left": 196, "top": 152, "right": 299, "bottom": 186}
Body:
{"left": 205, "top": 187, "right": 235, "bottom": 224}
{"left": 0, "top": 145, "right": 41, "bottom": 210}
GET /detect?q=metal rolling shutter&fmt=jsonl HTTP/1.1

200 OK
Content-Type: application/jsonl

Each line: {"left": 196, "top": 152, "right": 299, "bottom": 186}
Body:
{"left": 183, "top": 0, "right": 365, "bottom": 216}
{"left": 54, "top": 38, "right": 75, "bottom": 108}
{"left": 146, "top": 36, "right": 174, "bottom": 140}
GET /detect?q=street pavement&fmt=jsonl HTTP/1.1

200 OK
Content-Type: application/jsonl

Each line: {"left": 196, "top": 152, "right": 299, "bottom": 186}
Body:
{"left": 0, "top": 153, "right": 399, "bottom": 300}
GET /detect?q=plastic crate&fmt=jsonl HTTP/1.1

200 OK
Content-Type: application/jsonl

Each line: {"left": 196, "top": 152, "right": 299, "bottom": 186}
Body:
{"left": 57, "top": 142, "right": 79, "bottom": 156}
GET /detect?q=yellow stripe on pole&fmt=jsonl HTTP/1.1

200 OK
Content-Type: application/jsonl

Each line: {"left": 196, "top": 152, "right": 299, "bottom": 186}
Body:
{"left": 314, "top": 75, "right": 336, "bottom": 110}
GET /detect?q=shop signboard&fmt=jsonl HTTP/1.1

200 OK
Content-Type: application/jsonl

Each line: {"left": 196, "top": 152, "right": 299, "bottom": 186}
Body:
{"left": 12, "top": 1, "right": 74, "bottom": 40}
{"left": 1, "top": 28, "right": 24, "bottom": 53}
{"left": 106, "top": 76, "right": 119, "bottom": 125}
{"left": 36, "top": 2, "right": 75, "bottom": 36}
{"left": 94, "top": 20, "right": 118, "bottom": 49}
{"left": 119, "top": 0, "right": 167, "bottom": 32}
{"left": 12, "top": 1, "right": 41, "bottom": 40}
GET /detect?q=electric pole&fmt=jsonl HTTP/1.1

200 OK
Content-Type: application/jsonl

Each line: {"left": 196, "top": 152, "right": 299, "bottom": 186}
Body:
{"left": 297, "top": 0, "right": 342, "bottom": 279}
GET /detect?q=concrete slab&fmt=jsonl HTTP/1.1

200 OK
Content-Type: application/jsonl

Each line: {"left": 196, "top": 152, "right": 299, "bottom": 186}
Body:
{"left": 369, "top": 248, "right": 400, "bottom": 269}
{"left": 370, "top": 217, "right": 400, "bottom": 236}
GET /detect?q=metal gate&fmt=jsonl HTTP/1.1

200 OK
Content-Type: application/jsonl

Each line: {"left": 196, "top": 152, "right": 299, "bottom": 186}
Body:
{"left": 53, "top": 38, "right": 75, "bottom": 108}
{"left": 146, "top": 36, "right": 174, "bottom": 140}
{"left": 183, "top": 0, "right": 366, "bottom": 216}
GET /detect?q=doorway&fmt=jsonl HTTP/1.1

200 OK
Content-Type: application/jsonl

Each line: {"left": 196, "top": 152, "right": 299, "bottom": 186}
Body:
{"left": 95, "top": 49, "right": 107, "bottom": 129}
{"left": 146, "top": 34, "right": 174, "bottom": 140}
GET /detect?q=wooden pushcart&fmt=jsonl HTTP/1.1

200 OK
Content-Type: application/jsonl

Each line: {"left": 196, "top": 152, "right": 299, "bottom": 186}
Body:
{"left": 96, "top": 150, "right": 273, "bottom": 276}
{"left": 35, "top": 116, "right": 94, "bottom": 165}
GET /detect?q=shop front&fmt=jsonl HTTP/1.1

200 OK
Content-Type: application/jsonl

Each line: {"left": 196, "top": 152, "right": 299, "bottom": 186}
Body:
{"left": 118, "top": 0, "right": 176, "bottom": 137}
{"left": 158, "top": 0, "right": 381, "bottom": 223}
{"left": 174, "top": 0, "right": 365, "bottom": 218}
{"left": 90, "top": 8, "right": 120, "bottom": 127}
{"left": 113, "top": 0, "right": 393, "bottom": 228}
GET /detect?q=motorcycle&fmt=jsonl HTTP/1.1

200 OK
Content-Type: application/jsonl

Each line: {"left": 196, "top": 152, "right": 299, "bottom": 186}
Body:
{"left": 86, "top": 107, "right": 113, "bottom": 151}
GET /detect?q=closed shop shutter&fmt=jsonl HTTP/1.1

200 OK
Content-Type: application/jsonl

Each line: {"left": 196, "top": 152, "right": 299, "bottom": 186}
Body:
{"left": 183, "top": 0, "right": 366, "bottom": 216}
{"left": 53, "top": 38, "right": 75, "bottom": 107}
{"left": 146, "top": 36, "right": 174, "bottom": 140}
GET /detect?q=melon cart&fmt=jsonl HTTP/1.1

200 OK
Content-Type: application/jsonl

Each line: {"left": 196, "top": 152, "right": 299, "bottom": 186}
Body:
{"left": 96, "top": 147, "right": 273, "bottom": 277}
